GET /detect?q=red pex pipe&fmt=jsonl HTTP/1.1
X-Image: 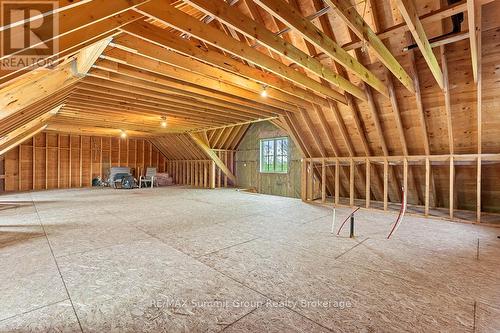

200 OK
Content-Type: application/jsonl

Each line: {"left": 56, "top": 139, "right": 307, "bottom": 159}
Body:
{"left": 387, "top": 187, "right": 407, "bottom": 239}
{"left": 336, "top": 207, "right": 361, "bottom": 236}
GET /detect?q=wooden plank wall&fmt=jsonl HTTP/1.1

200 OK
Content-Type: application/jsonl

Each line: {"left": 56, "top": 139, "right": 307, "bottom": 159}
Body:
{"left": 0, "top": 131, "right": 167, "bottom": 192}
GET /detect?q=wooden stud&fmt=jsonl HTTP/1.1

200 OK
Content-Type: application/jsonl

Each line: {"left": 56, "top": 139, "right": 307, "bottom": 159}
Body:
{"left": 45, "top": 134, "right": 48, "bottom": 190}
{"left": 441, "top": 46, "right": 454, "bottom": 154}
{"left": 477, "top": 157, "right": 481, "bottom": 223}
{"left": 384, "top": 159, "right": 388, "bottom": 211}
{"left": 321, "top": 159, "right": 326, "bottom": 203}
{"left": 449, "top": 156, "right": 454, "bottom": 219}
{"left": 69, "top": 136, "right": 72, "bottom": 187}
{"left": 18, "top": 145, "right": 21, "bottom": 191}
{"left": 349, "top": 159, "right": 354, "bottom": 207}
{"left": 425, "top": 157, "right": 430, "bottom": 216}
{"left": 301, "top": 159, "right": 307, "bottom": 202}
{"left": 210, "top": 160, "right": 216, "bottom": 189}
{"left": 308, "top": 160, "right": 314, "bottom": 201}
{"left": 32, "top": 135, "right": 35, "bottom": 190}
{"left": 57, "top": 134, "right": 61, "bottom": 188}
{"left": 79, "top": 136, "right": 83, "bottom": 187}
{"left": 365, "top": 160, "right": 370, "bottom": 209}
{"left": 335, "top": 159, "right": 339, "bottom": 206}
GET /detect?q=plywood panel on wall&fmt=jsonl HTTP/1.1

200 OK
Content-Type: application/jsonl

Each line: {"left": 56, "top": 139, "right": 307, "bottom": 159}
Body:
{"left": 235, "top": 122, "right": 301, "bottom": 198}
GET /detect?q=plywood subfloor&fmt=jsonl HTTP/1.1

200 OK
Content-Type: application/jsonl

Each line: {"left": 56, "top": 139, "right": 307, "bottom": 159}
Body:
{"left": 0, "top": 187, "right": 499, "bottom": 332}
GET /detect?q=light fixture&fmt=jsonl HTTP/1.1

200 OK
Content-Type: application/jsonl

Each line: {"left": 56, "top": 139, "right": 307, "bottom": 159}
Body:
{"left": 260, "top": 85, "right": 268, "bottom": 98}
{"left": 120, "top": 130, "right": 127, "bottom": 139}
{"left": 160, "top": 116, "right": 167, "bottom": 128}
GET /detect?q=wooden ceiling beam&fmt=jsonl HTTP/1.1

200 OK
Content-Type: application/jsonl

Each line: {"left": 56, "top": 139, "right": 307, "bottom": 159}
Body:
{"left": 99, "top": 51, "right": 292, "bottom": 114}
{"left": 61, "top": 102, "right": 229, "bottom": 128}
{"left": 0, "top": 124, "right": 48, "bottom": 156}
{"left": 323, "top": 0, "right": 415, "bottom": 93}
{"left": 74, "top": 38, "right": 112, "bottom": 76}
{"left": 440, "top": 46, "right": 454, "bottom": 154}
{"left": 79, "top": 77, "right": 271, "bottom": 119}
{"left": 0, "top": 87, "right": 72, "bottom": 135}
{"left": 119, "top": 22, "right": 329, "bottom": 108}
{"left": 91, "top": 61, "right": 285, "bottom": 117}
{"left": 342, "top": 0, "right": 467, "bottom": 52}
{"left": 1, "top": 0, "right": 148, "bottom": 60}
{"left": 0, "top": 61, "right": 80, "bottom": 121}
{"left": 0, "top": 105, "right": 62, "bottom": 147}
{"left": 53, "top": 111, "right": 195, "bottom": 132}
{"left": 70, "top": 89, "right": 254, "bottom": 122}
{"left": 133, "top": 1, "right": 348, "bottom": 104}
{"left": 45, "top": 123, "right": 158, "bottom": 137}
{"left": 0, "top": 10, "right": 143, "bottom": 81}
{"left": 184, "top": 0, "right": 366, "bottom": 101}
{"left": 467, "top": 0, "right": 479, "bottom": 83}
{"left": 396, "top": 0, "right": 444, "bottom": 89}
{"left": 253, "top": 0, "right": 388, "bottom": 98}
{"left": 109, "top": 36, "right": 304, "bottom": 110}
{"left": 0, "top": 0, "right": 88, "bottom": 31}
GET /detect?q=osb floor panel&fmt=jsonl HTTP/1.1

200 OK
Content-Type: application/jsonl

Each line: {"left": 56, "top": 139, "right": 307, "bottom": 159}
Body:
{"left": 0, "top": 187, "right": 499, "bottom": 332}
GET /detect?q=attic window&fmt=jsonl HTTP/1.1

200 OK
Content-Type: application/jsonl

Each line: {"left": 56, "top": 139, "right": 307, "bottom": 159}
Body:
{"left": 260, "top": 137, "right": 289, "bottom": 173}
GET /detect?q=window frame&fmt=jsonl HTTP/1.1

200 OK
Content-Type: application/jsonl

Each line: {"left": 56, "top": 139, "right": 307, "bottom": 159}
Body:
{"left": 259, "top": 137, "right": 289, "bottom": 174}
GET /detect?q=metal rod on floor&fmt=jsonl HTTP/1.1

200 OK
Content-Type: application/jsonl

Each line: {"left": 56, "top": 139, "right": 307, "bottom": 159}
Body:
{"left": 350, "top": 215, "right": 355, "bottom": 238}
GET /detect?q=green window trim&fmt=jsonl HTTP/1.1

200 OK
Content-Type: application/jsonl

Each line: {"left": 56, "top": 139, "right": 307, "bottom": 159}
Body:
{"left": 260, "top": 137, "right": 289, "bottom": 174}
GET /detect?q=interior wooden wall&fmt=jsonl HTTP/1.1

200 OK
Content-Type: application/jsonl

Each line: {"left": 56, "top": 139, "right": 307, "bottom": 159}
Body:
{"left": 235, "top": 122, "right": 301, "bottom": 198}
{"left": 0, "top": 131, "right": 167, "bottom": 192}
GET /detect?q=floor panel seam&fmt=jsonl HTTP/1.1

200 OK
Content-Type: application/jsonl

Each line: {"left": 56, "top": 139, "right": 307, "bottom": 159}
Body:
{"left": 0, "top": 298, "right": 69, "bottom": 323}
{"left": 30, "top": 195, "right": 85, "bottom": 333}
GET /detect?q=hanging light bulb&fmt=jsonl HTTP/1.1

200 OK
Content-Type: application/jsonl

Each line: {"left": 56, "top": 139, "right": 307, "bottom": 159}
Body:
{"left": 160, "top": 116, "right": 167, "bottom": 128}
{"left": 260, "top": 85, "right": 268, "bottom": 98}
{"left": 120, "top": 130, "right": 127, "bottom": 139}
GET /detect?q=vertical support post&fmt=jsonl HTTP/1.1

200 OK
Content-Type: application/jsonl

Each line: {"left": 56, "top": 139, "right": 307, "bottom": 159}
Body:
{"left": 204, "top": 161, "right": 208, "bottom": 188}
{"left": 365, "top": 159, "right": 370, "bottom": 208}
{"left": 100, "top": 137, "right": 103, "bottom": 179}
{"left": 57, "top": 134, "right": 60, "bottom": 188}
{"left": 477, "top": 156, "right": 481, "bottom": 223}
{"left": 425, "top": 157, "right": 430, "bottom": 216}
{"left": 118, "top": 137, "right": 121, "bottom": 166}
{"left": 321, "top": 159, "right": 326, "bottom": 203}
{"left": 45, "top": 134, "right": 48, "bottom": 190}
{"left": 224, "top": 151, "right": 228, "bottom": 187}
{"left": 32, "top": 135, "right": 35, "bottom": 190}
{"left": 301, "top": 158, "right": 307, "bottom": 201}
{"left": 69, "top": 136, "right": 72, "bottom": 188}
{"left": 349, "top": 159, "right": 354, "bottom": 207}
{"left": 18, "top": 145, "right": 21, "bottom": 191}
{"left": 449, "top": 156, "right": 454, "bottom": 219}
{"left": 403, "top": 157, "right": 408, "bottom": 200}
{"left": 149, "top": 142, "right": 152, "bottom": 166}
{"left": 383, "top": 159, "right": 388, "bottom": 211}
{"left": 79, "top": 136, "right": 83, "bottom": 187}
{"left": 90, "top": 138, "right": 93, "bottom": 186}
{"left": 335, "top": 159, "right": 339, "bottom": 206}
{"left": 308, "top": 160, "right": 314, "bottom": 201}
{"left": 135, "top": 140, "right": 138, "bottom": 172}
{"left": 210, "top": 160, "right": 216, "bottom": 189}
{"left": 217, "top": 156, "right": 222, "bottom": 188}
